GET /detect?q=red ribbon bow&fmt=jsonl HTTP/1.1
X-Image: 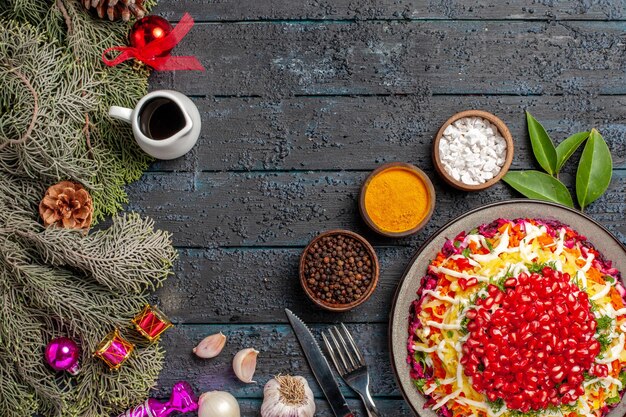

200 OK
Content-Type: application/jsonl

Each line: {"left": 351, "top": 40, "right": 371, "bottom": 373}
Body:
{"left": 102, "top": 13, "right": 204, "bottom": 71}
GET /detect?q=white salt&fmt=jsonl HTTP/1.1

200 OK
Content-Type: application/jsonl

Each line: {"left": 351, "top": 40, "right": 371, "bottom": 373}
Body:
{"left": 439, "top": 116, "right": 507, "bottom": 185}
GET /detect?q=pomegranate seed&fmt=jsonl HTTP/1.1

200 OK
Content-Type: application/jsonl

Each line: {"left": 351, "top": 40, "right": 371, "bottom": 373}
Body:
{"left": 493, "top": 291, "right": 504, "bottom": 304}
{"left": 518, "top": 273, "right": 529, "bottom": 284}
{"left": 504, "top": 278, "right": 517, "bottom": 288}
{"left": 460, "top": 267, "right": 596, "bottom": 410}
{"left": 550, "top": 370, "right": 565, "bottom": 383}
{"left": 465, "top": 309, "right": 477, "bottom": 320}
{"left": 524, "top": 307, "right": 537, "bottom": 321}
{"left": 465, "top": 277, "right": 479, "bottom": 288}
{"left": 520, "top": 331, "right": 533, "bottom": 343}
{"left": 590, "top": 363, "right": 609, "bottom": 378}
{"left": 568, "top": 373, "right": 584, "bottom": 386}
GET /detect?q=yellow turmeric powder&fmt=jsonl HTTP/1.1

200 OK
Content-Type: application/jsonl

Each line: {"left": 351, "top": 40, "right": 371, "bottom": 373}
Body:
{"left": 363, "top": 167, "right": 431, "bottom": 233}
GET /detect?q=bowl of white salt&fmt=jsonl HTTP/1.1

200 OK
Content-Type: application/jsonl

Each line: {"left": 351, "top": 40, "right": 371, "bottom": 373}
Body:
{"left": 433, "top": 110, "right": 514, "bottom": 192}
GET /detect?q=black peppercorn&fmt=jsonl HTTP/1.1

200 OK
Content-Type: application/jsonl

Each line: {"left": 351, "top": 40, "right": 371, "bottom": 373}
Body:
{"left": 303, "top": 233, "right": 374, "bottom": 305}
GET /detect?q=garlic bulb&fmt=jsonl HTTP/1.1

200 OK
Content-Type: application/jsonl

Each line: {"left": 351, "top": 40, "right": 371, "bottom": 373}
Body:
{"left": 194, "top": 332, "right": 227, "bottom": 358}
{"left": 261, "top": 375, "right": 315, "bottom": 417}
{"left": 198, "top": 391, "right": 241, "bottom": 417}
{"left": 232, "top": 348, "right": 258, "bottom": 383}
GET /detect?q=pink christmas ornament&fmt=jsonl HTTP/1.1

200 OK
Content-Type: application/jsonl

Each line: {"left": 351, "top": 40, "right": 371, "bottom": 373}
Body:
{"left": 117, "top": 381, "right": 198, "bottom": 417}
{"left": 45, "top": 337, "right": 80, "bottom": 375}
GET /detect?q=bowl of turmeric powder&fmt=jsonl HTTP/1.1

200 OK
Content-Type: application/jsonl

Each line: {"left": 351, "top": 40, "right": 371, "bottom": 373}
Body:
{"left": 359, "top": 162, "right": 436, "bottom": 238}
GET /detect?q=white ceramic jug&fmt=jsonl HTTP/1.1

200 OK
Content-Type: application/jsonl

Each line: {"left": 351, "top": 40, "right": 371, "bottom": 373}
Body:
{"left": 109, "top": 90, "right": 200, "bottom": 160}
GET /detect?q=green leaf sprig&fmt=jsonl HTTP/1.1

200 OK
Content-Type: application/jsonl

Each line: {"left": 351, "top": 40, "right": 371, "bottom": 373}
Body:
{"left": 503, "top": 112, "right": 613, "bottom": 211}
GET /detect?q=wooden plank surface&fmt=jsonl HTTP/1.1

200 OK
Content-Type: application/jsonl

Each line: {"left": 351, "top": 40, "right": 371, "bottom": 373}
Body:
{"left": 150, "top": 21, "right": 626, "bottom": 96}
{"left": 152, "top": 324, "right": 411, "bottom": 416}
{"left": 224, "top": 399, "right": 413, "bottom": 417}
{"left": 154, "top": 324, "right": 397, "bottom": 398}
{"left": 148, "top": 95, "right": 626, "bottom": 173}
{"left": 127, "top": 170, "right": 626, "bottom": 248}
{"left": 154, "top": 247, "right": 414, "bottom": 324}
{"left": 153, "top": 0, "right": 626, "bottom": 21}
{"left": 144, "top": 2, "right": 626, "bottom": 415}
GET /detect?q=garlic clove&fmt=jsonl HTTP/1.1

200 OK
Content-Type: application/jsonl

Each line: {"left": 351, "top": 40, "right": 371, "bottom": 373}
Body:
{"left": 232, "top": 348, "right": 258, "bottom": 383}
{"left": 193, "top": 332, "right": 227, "bottom": 359}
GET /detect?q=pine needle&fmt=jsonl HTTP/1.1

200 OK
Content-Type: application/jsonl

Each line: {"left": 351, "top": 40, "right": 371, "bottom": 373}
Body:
{"left": 0, "top": 1, "right": 174, "bottom": 415}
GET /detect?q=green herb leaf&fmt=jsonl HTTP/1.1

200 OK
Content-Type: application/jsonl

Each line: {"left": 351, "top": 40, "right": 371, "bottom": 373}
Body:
{"left": 596, "top": 315, "right": 614, "bottom": 331}
{"left": 526, "top": 262, "right": 544, "bottom": 274}
{"left": 526, "top": 111, "right": 557, "bottom": 176}
{"left": 502, "top": 170, "right": 574, "bottom": 208}
{"left": 487, "top": 398, "right": 504, "bottom": 411}
{"left": 490, "top": 272, "right": 510, "bottom": 291}
{"left": 606, "top": 396, "right": 621, "bottom": 405}
{"left": 460, "top": 316, "right": 469, "bottom": 334}
{"left": 526, "top": 262, "right": 556, "bottom": 274}
{"left": 462, "top": 247, "right": 471, "bottom": 258}
{"left": 597, "top": 333, "right": 613, "bottom": 352}
{"left": 576, "top": 129, "right": 613, "bottom": 210}
{"left": 414, "top": 378, "right": 427, "bottom": 392}
{"left": 485, "top": 240, "right": 494, "bottom": 252}
{"left": 555, "top": 131, "right": 589, "bottom": 174}
{"left": 619, "top": 370, "right": 626, "bottom": 387}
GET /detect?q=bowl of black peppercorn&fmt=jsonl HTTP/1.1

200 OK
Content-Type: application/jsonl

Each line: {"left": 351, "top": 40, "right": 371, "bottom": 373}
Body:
{"left": 299, "top": 229, "right": 380, "bottom": 312}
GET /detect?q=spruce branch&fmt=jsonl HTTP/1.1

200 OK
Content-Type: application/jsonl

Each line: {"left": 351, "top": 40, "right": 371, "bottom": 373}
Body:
{"left": 19, "top": 213, "right": 177, "bottom": 294}
{"left": 0, "top": 1, "right": 173, "bottom": 416}
{"left": 0, "top": 67, "right": 38, "bottom": 151}
{"left": 55, "top": 0, "right": 73, "bottom": 36}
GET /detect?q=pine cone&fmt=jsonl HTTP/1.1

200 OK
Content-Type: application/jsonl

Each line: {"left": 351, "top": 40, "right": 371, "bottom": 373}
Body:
{"left": 39, "top": 181, "right": 93, "bottom": 230}
{"left": 82, "top": 0, "right": 146, "bottom": 22}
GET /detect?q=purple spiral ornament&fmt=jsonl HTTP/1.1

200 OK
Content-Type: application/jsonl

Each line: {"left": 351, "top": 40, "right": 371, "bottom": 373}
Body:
{"left": 117, "top": 381, "right": 198, "bottom": 417}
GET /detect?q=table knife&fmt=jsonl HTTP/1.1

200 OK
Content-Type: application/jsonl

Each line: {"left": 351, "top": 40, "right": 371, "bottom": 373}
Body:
{"left": 285, "top": 309, "right": 355, "bottom": 417}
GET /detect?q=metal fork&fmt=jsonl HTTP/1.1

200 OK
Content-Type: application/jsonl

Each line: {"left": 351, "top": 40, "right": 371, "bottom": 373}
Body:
{"left": 322, "top": 324, "right": 381, "bottom": 417}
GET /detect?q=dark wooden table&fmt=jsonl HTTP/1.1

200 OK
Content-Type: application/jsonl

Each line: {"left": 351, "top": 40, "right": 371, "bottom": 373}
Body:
{"left": 132, "top": 1, "right": 626, "bottom": 415}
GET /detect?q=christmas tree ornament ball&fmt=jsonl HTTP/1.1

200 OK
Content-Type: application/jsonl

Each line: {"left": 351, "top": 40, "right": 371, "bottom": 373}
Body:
{"left": 130, "top": 16, "right": 174, "bottom": 53}
{"left": 45, "top": 337, "right": 81, "bottom": 375}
